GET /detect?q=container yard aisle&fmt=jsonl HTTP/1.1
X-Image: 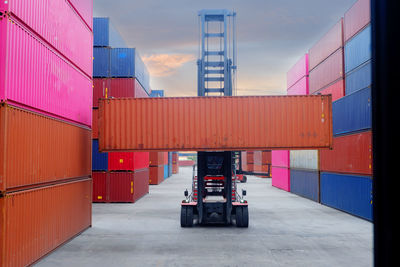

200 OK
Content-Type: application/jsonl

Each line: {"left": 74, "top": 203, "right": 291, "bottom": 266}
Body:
{"left": 35, "top": 167, "right": 372, "bottom": 267}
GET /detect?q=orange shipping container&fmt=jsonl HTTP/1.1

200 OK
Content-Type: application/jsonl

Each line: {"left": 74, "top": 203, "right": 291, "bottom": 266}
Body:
{"left": 0, "top": 178, "right": 92, "bottom": 267}
{"left": 92, "top": 108, "right": 99, "bottom": 139}
{"left": 98, "top": 96, "right": 333, "bottom": 152}
{"left": 0, "top": 103, "right": 92, "bottom": 192}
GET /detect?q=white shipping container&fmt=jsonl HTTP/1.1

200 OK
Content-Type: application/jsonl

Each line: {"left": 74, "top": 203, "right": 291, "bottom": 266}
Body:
{"left": 290, "top": 150, "right": 319, "bottom": 170}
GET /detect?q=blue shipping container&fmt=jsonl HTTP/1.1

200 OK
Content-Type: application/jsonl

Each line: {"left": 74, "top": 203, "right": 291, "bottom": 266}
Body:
{"left": 110, "top": 48, "right": 150, "bottom": 94}
{"left": 151, "top": 90, "right": 165, "bottom": 97}
{"left": 345, "top": 60, "right": 371, "bottom": 95}
{"left": 93, "top": 47, "right": 111, "bottom": 77}
{"left": 164, "top": 164, "right": 169, "bottom": 179}
{"left": 320, "top": 172, "right": 373, "bottom": 221}
{"left": 92, "top": 140, "right": 108, "bottom": 171}
{"left": 345, "top": 24, "right": 371, "bottom": 73}
{"left": 332, "top": 87, "right": 371, "bottom": 136}
{"left": 290, "top": 169, "right": 320, "bottom": 202}
{"left": 93, "top": 17, "right": 127, "bottom": 48}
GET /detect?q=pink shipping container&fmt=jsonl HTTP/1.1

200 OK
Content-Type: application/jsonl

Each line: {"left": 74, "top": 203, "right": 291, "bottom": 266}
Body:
{"left": 309, "top": 48, "right": 344, "bottom": 94}
{"left": 0, "top": 1, "right": 93, "bottom": 77}
{"left": 271, "top": 167, "right": 290, "bottom": 192}
{"left": 67, "top": 0, "right": 94, "bottom": 30}
{"left": 287, "top": 76, "right": 309, "bottom": 96}
{"left": 272, "top": 150, "right": 290, "bottom": 168}
{"left": 344, "top": 0, "right": 370, "bottom": 42}
{"left": 287, "top": 54, "right": 309, "bottom": 89}
{"left": 313, "top": 79, "right": 345, "bottom": 102}
{"left": 0, "top": 16, "right": 92, "bottom": 127}
{"left": 309, "top": 18, "right": 343, "bottom": 70}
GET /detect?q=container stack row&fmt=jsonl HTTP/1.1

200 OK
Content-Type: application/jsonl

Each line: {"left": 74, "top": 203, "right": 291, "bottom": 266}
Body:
{"left": 1, "top": 1, "right": 93, "bottom": 266}
{"left": 241, "top": 151, "right": 272, "bottom": 177}
{"left": 149, "top": 152, "right": 169, "bottom": 185}
{"left": 172, "top": 152, "right": 180, "bottom": 174}
{"left": 283, "top": 0, "right": 372, "bottom": 221}
{"left": 92, "top": 17, "right": 150, "bottom": 203}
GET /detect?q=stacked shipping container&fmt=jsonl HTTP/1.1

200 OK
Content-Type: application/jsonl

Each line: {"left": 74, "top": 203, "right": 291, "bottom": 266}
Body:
{"left": 92, "top": 17, "right": 150, "bottom": 203}
{"left": 0, "top": 1, "right": 93, "bottom": 266}
{"left": 149, "top": 152, "right": 166, "bottom": 185}
{"left": 242, "top": 151, "right": 271, "bottom": 177}
{"left": 287, "top": 0, "right": 372, "bottom": 221}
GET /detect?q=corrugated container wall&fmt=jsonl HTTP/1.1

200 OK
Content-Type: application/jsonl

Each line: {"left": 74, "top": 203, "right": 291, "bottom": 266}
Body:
{"left": 344, "top": 0, "right": 370, "bottom": 42}
{"left": 314, "top": 79, "right": 345, "bottom": 102}
{"left": 93, "top": 17, "right": 127, "bottom": 47}
{"left": 287, "top": 54, "right": 309, "bottom": 88}
{"left": 149, "top": 166, "right": 164, "bottom": 185}
{"left": 98, "top": 96, "right": 333, "bottom": 152}
{"left": 344, "top": 25, "right": 371, "bottom": 73}
{"left": 290, "top": 150, "right": 319, "bottom": 170}
{"left": 93, "top": 47, "right": 111, "bottom": 77}
{"left": 309, "top": 19, "right": 343, "bottom": 70}
{"left": 0, "top": 104, "right": 91, "bottom": 192}
{"left": 345, "top": 60, "right": 371, "bottom": 95}
{"left": 287, "top": 77, "right": 308, "bottom": 96}
{"left": 92, "top": 108, "right": 99, "bottom": 138}
{"left": 68, "top": 0, "right": 94, "bottom": 30}
{"left": 271, "top": 167, "right": 290, "bottom": 191}
{"left": 290, "top": 169, "right": 320, "bottom": 202}
{"left": 92, "top": 172, "right": 107, "bottom": 202}
{"left": 108, "top": 152, "right": 149, "bottom": 171}
{"left": 0, "top": 179, "right": 92, "bottom": 267}
{"left": 0, "top": 0, "right": 93, "bottom": 77}
{"left": 0, "top": 16, "right": 92, "bottom": 127}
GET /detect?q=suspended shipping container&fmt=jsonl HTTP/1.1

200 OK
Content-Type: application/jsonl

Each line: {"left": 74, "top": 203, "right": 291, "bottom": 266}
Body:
{"left": 344, "top": 0, "right": 370, "bottom": 42}
{"left": 287, "top": 54, "right": 309, "bottom": 89}
{"left": 332, "top": 87, "right": 371, "bottom": 136}
{"left": 320, "top": 131, "right": 372, "bottom": 175}
{"left": 309, "top": 18, "right": 343, "bottom": 70}
{"left": 98, "top": 96, "right": 333, "bottom": 152}
{"left": 93, "top": 17, "right": 126, "bottom": 47}
{"left": 320, "top": 172, "right": 372, "bottom": 221}
{"left": 0, "top": 178, "right": 92, "bottom": 267}
{"left": 290, "top": 169, "right": 320, "bottom": 202}
{"left": 0, "top": 16, "right": 92, "bottom": 127}
{"left": 344, "top": 24, "right": 371, "bottom": 73}
{"left": 0, "top": 0, "right": 93, "bottom": 76}
{"left": 0, "top": 103, "right": 91, "bottom": 193}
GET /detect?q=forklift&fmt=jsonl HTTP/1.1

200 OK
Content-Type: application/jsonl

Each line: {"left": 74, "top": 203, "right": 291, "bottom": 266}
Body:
{"left": 181, "top": 10, "right": 248, "bottom": 227}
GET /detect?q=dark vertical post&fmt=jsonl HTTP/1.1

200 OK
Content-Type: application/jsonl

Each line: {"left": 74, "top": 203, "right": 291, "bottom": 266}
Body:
{"left": 371, "top": 0, "right": 398, "bottom": 265}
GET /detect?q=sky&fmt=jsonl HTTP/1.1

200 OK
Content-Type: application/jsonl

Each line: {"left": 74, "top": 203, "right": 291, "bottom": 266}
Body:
{"left": 93, "top": 0, "right": 356, "bottom": 97}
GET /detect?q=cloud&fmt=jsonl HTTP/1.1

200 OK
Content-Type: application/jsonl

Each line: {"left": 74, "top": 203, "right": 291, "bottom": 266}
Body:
{"left": 142, "top": 53, "right": 196, "bottom": 77}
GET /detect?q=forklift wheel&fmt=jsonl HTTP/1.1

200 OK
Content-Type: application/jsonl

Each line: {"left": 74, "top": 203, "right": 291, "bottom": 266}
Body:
{"left": 181, "top": 206, "right": 194, "bottom": 227}
{"left": 180, "top": 206, "right": 187, "bottom": 227}
{"left": 242, "top": 176, "right": 247, "bottom": 183}
{"left": 236, "top": 206, "right": 249, "bottom": 228}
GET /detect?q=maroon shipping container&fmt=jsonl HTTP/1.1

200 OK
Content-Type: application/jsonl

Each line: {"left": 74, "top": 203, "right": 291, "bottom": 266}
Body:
{"left": 246, "top": 164, "right": 254, "bottom": 173}
{"left": 313, "top": 79, "right": 345, "bottom": 102}
{"left": 93, "top": 78, "right": 148, "bottom": 108}
{"left": 309, "top": 18, "right": 343, "bottom": 70}
{"left": 320, "top": 131, "right": 372, "bottom": 175}
{"left": 344, "top": 0, "right": 370, "bottom": 42}
{"left": 149, "top": 166, "right": 164, "bottom": 185}
{"left": 247, "top": 151, "right": 254, "bottom": 164}
{"left": 262, "top": 151, "right": 272, "bottom": 165}
{"left": 92, "top": 108, "right": 99, "bottom": 139}
{"left": 309, "top": 48, "right": 344, "bottom": 94}
{"left": 92, "top": 172, "right": 107, "bottom": 202}
{"left": 0, "top": 178, "right": 92, "bottom": 267}
{"left": 149, "top": 152, "right": 165, "bottom": 166}
{"left": 132, "top": 168, "right": 149, "bottom": 202}
{"left": 108, "top": 152, "right": 149, "bottom": 171}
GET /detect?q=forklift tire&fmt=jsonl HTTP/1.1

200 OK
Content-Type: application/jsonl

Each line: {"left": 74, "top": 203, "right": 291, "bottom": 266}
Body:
{"left": 242, "top": 206, "right": 249, "bottom": 228}
{"left": 236, "top": 206, "right": 243, "bottom": 227}
{"left": 180, "top": 206, "right": 187, "bottom": 227}
{"left": 186, "top": 206, "right": 194, "bottom": 227}
{"left": 242, "top": 176, "right": 247, "bottom": 183}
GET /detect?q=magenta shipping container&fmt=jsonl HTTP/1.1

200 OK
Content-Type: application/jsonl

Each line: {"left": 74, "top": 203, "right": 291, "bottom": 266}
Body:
{"left": 309, "top": 48, "right": 344, "bottom": 94}
{"left": 0, "top": 0, "right": 93, "bottom": 77}
{"left": 287, "top": 76, "right": 309, "bottom": 96}
{"left": 272, "top": 150, "right": 290, "bottom": 168}
{"left": 344, "top": 0, "right": 370, "bottom": 42}
{"left": 287, "top": 54, "right": 309, "bottom": 89}
{"left": 309, "top": 18, "right": 343, "bottom": 70}
{"left": 272, "top": 167, "right": 290, "bottom": 192}
{"left": 67, "top": 0, "right": 94, "bottom": 30}
{"left": 0, "top": 16, "right": 92, "bottom": 127}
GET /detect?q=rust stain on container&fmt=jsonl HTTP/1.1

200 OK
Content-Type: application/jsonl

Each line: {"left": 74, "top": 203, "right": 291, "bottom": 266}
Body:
{"left": 0, "top": 178, "right": 92, "bottom": 267}
{"left": 0, "top": 103, "right": 92, "bottom": 192}
{"left": 98, "top": 96, "right": 333, "bottom": 152}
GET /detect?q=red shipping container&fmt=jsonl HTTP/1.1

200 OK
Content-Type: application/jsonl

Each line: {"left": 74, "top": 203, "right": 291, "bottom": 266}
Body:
{"left": 344, "top": 0, "right": 370, "bottom": 42}
{"left": 262, "top": 151, "right": 272, "bottom": 165}
{"left": 179, "top": 160, "right": 195, "bottom": 167}
{"left": 313, "top": 79, "right": 345, "bottom": 102}
{"left": 108, "top": 152, "right": 149, "bottom": 171}
{"left": 109, "top": 172, "right": 135, "bottom": 202}
{"left": 0, "top": 178, "right": 92, "bottom": 267}
{"left": 163, "top": 152, "right": 168, "bottom": 165}
{"left": 93, "top": 78, "right": 148, "bottom": 107}
{"left": 172, "top": 163, "right": 179, "bottom": 174}
{"left": 254, "top": 163, "right": 262, "bottom": 172}
{"left": 92, "top": 108, "right": 99, "bottom": 139}
{"left": 92, "top": 172, "right": 107, "bottom": 202}
{"left": 287, "top": 54, "right": 309, "bottom": 89}
{"left": 309, "top": 48, "right": 344, "bottom": 94}
{"left": 132, "top": 168, "right": 150, "bottom": 202}
{"left": 309, "top": 18, "right": 343, "bottom": 70}
{"left": 241, "top": 151, "right": 247, "bottom": 170}
{"left": 247, "top": 151, "right": 254, "bottom": 164}
{"left": 320, "top": 131, "right": 372, "bottom": 175}
{"left": 246, "top": 164, "right": 254, "bottom": 172}
{"left": 149, "top": 152, "right": 164, "bottom": 166}
{"left": 149, "top": 166, "right": 164, "bottom": 185}
{"left": 172, "top": 152, "right": 179, "bottom": 162}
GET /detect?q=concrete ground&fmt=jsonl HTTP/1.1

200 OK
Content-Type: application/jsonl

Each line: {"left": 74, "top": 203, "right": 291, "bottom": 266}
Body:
{"left": 35, "top": 167, "right": 373, "bottom": 267}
